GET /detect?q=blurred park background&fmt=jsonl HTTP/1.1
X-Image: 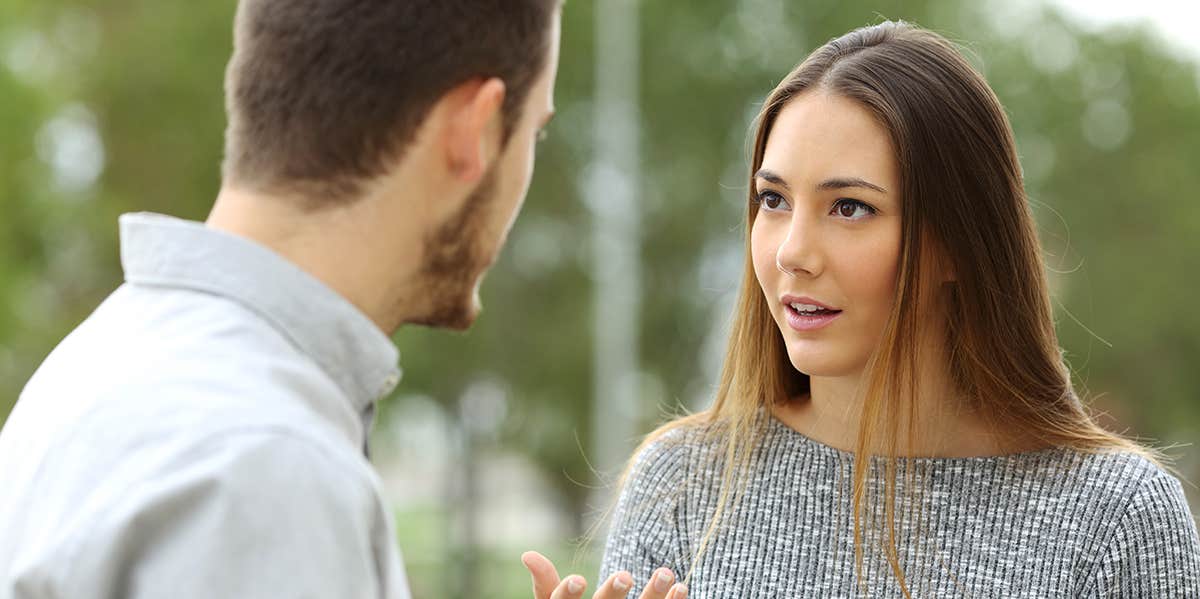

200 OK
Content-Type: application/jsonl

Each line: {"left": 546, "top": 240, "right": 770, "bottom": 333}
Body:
{"left": 2, "top": 0, "right": 1198, "bottom": 597}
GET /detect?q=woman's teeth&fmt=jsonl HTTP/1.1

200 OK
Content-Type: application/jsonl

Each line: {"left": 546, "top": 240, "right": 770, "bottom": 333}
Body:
{"left": 790, "top": 303, "right": 837, "bottom": 314}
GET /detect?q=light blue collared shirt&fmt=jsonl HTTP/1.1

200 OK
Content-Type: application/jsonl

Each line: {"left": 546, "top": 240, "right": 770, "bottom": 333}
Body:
{"left": 0, "top": 213, "right": 411, "bottom": 598}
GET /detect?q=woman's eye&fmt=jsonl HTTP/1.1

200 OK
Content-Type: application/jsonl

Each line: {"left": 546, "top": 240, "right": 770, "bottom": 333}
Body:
{"left": 758, "top": 191, "right": 790, "bottom": 211}
{"left": 831, "top": 198, "right": 876, "bottom": 220}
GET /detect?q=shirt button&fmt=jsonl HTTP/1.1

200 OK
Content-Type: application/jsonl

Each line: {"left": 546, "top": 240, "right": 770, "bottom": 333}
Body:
{"left": 380, "top": 374, "right": 400, "bottom": 395}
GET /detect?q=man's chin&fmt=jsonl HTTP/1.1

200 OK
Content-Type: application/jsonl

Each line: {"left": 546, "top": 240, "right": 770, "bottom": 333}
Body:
{"left": 408, "top": 293, "right": 481, "bottom": 331}
{"left": 440, "top": 305, "right": 479, "bottom": 332}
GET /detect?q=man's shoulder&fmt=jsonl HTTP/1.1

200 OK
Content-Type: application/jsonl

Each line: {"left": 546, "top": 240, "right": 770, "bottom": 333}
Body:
{"left": 23, "top": 283, "right": 305, "bottom": 398}
{"left": 20, "top": 387, "right": 372, "bottom": 504}
{"left": 3, "top": 304, "right": 373, "bottom": 545}
{"left": 8, "top": 413, "right": 376, "bottom": 516}
{"left": 0, "top": 425, "right": 392, "bottom": 599}
{"left": 154, "top": 426, "right": 379, "bottom": 501}
{"left": 15, "top": 279, "right": 349, "bottom": 446}
{"left": 50, "top": 281, "right": 299, "bottom": 367}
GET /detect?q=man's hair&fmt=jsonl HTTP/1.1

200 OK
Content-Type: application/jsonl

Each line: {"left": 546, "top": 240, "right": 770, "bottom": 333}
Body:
{"left": 221, "top": 0, "right": 559, "bottom": 203}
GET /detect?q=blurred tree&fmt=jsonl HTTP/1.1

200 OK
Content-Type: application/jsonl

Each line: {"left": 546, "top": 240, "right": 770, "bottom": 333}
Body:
{"left": 2, "top": 1, "right": 1198, "bottom": 597}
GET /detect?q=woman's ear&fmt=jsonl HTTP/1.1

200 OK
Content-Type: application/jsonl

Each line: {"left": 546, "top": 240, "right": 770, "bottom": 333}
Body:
{"left": 923, "top": 233, "right": 956, "bottom": 284}
{"left": 938, "top": 252, "right": 956, "bottom": 284}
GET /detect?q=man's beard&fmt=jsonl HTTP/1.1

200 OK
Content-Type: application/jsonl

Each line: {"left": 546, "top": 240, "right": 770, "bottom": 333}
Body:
{"left": 407, "top": 166, "right": 501, "bottom": 331}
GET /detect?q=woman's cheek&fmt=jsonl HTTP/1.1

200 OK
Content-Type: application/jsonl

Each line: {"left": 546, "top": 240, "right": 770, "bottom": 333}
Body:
{"left": 750, "top": 222, "right": 776, "bottom": 291}
{"left": 842, "top": 236, "right": 902, "bottom": 320}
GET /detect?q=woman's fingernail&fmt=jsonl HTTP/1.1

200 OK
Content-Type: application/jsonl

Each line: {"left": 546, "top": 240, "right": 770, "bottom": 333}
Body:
{"left": 613, "top": 572, "right": 632, "bottom": 592}
{"left": 674, "top": 583, "right": 689, "bottom": 598}
{"left": 567, "top": 576, "right": 584, "bottom": 594}
{"left": 654, "top": 570, "right": 675, "bottom": 592}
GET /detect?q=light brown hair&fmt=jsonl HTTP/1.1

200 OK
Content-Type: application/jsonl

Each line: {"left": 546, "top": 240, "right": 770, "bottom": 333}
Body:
{"left": 221, "top": 0, "right": 559, "bottom": 204}
{"left": 621, "top": 21, "right": 1156, "bottom": 595}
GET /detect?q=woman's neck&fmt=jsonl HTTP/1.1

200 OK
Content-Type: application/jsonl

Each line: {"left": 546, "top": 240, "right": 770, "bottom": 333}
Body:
{"left": 773, "top": 382, "right": 1009, "bottom": 459}
{"left": 772, "top": 349, "right": 1037, "bottom": 459}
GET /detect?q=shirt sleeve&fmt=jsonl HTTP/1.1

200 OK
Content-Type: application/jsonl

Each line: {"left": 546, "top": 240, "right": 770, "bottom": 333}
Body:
{"left": 599, "top": 429, "right": 692, "bottom": 595}
{"left": 1080, "top": 470, "right": 1200, "bottom": 598}
{"left": 36, "top": 430, "right": 388, "bottom": 599}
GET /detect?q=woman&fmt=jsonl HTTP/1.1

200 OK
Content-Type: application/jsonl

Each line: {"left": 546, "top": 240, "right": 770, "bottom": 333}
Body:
{"left": 523, "top": 20, "right": 1200, "bottom": 599}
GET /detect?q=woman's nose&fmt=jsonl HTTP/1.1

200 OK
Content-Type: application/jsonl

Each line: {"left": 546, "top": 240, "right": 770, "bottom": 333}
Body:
{"left": 775, "top": 219, "right": 823, "bottom": 278}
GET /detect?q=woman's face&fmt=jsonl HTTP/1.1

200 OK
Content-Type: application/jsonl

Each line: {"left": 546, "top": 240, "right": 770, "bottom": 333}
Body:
{"left": 751, "top": 92, "right": 902, "bottom": 378}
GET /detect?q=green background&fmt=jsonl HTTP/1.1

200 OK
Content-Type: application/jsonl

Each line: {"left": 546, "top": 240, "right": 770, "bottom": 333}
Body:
{"left": 2, "top": 1, "right": 1197, "bottom": 597}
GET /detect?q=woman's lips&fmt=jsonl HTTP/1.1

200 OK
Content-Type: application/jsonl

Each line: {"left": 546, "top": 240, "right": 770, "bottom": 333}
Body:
{"left": 783, "top": 303, "right": 843, "bottom": 331}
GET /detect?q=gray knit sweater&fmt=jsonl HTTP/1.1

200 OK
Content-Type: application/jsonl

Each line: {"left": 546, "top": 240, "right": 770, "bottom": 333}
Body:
{"left": 599, "top": 415, "right": 1200, "bottom": 598}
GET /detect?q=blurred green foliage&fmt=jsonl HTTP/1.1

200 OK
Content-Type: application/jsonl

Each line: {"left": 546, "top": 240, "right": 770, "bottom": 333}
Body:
{"left": 2, "top": 1, "right": 1198, "bottom": 597}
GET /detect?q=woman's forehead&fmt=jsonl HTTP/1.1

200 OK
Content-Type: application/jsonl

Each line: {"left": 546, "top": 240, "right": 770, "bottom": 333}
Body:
{"left": 760, "top": 93, "right": 898, "bottom": 193}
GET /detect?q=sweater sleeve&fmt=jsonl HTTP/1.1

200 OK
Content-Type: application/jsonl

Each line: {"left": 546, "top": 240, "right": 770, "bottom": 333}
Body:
{"left": 599, "top": 429, "right": 693, "bottom": 595}
{"left": 1080, "top": 470, "right": 1200, "bottom": 598}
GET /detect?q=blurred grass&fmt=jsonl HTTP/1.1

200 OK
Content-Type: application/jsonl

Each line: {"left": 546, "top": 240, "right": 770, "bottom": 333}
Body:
{"left": 396, "top": 504, "right": 601, "bottom": 598}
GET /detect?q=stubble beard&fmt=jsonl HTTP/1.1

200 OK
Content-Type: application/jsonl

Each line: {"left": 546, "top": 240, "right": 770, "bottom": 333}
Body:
{"left": 407, "top": 166, "right": 502, "bottom": 331}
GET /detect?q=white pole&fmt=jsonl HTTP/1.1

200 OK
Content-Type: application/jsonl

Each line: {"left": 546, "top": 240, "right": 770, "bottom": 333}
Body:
{"left": 588, "top": 0, "right": 641, "bottom": 528}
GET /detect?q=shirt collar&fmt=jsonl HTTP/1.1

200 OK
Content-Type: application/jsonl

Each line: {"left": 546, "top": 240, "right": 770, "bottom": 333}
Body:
{"left": 118, "top": 212, "right": 403, "bottom": 415}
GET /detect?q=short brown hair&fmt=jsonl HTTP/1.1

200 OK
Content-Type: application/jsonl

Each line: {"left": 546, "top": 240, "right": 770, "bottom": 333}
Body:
{"left": 221, "top": 0, "right": 559, "bottom": 203}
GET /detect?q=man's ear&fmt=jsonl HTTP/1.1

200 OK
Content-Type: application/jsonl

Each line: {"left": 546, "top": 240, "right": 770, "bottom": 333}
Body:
{"left": 442, "top": 77, "right": 506, "bottom": 184}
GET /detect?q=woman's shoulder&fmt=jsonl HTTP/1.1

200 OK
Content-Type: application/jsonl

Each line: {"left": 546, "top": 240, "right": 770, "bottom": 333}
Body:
{"left": 1065, "top": 449, "right": 1200, "bottom": 594}
{"left": 1011, "top": 446, "right": 1187, "bottom": 527}
{"left": 627, "top": 418, "right": 710, "bottom": 474}
{"left": 619, "top": 415, "right": 735, "bottom": 493}
{"left": 1057, "top": 448, "right": 1197, "bottom": 547}
{"left": 1060, "top": 447, "right": 1185, "bottom": 502}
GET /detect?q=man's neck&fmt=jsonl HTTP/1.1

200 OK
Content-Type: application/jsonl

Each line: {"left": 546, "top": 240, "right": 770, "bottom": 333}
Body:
{"left": 206, "top": 186, "right": 424, "bottom": 334}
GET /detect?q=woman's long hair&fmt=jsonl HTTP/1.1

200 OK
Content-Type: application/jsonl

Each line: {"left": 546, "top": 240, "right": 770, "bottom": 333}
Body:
{"left": 619, "top": 21, "right": 1155, "bottom": 595}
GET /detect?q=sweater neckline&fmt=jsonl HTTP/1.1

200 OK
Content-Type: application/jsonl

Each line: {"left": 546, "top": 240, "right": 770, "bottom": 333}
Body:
{"left": 764, "top": 411, "right": 1069, "bottom": 468}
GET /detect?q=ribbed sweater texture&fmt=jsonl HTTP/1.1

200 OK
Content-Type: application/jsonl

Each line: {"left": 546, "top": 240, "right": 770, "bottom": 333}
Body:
{"left": 600, "top": 416, "right": 1200, "bottom": 597}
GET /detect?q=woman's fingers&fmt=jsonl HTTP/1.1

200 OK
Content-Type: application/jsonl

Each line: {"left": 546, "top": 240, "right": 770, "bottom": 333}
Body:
{"left": 523, "top": 553, "right": 685, "bottom": 599}
{"left": 549, "top": 575, "right": 589, "bottom": 599}
{"left": 587, "top": 568, "right": 687, "bottom": 599}
{"left": 665, "top": 582, "right": 689, "bottom": 599}
{"left": 589, "top": 571, "right": 634, "bottom": 599}
{"left": 638, "top": 568, "right": 687, "bottom": 599}
{"left": 522, "top": 551, "right": 562, "bottom": 599}
{"left": 523, "top": 551, "right": 592, "bottom": 599}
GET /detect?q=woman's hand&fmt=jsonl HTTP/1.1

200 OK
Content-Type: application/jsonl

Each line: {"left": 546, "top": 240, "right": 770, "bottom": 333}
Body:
{"left": 522, "top": 551, "right": 688, "bottom": 599}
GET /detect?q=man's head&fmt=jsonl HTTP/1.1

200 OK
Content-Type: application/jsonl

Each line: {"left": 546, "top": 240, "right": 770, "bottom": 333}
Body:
{"left": 218, "top": 0, "right": 561, "bottom": 331}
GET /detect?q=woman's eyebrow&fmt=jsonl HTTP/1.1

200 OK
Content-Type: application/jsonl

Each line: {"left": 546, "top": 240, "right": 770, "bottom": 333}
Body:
{"left": 754, "top": 168, "right": 791, "bottom": 190}
{"left": 755, "top": 169, "right": 888, "bottom": 194}
{"left": 817, "top": 176, "right": 887, "bottom": 194}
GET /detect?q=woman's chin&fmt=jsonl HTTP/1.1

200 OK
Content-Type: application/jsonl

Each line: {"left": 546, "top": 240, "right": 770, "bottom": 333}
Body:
{"left": 785, "top": 346, "right": 863, "bottom": 378}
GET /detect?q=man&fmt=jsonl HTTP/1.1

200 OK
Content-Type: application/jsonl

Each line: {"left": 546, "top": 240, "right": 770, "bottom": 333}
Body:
{"left": 0, "top": 1, "right": 562, "bottom": 597}
{"left": 0, "top": 0, "right": 686, "bottom": 595}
